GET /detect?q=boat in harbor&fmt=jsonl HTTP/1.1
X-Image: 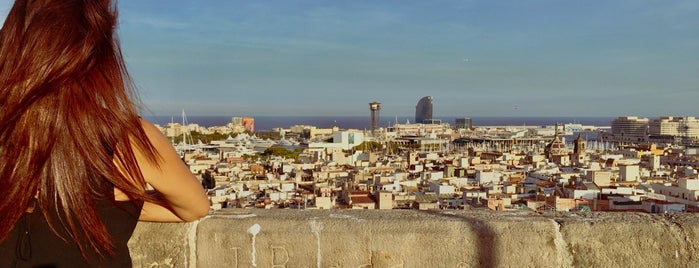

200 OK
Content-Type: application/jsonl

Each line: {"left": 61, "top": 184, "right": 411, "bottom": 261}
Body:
{"left": 210, "top": 135, "right": 257, "bottom": 157}
{"left": 277, "top": 138, "right": 300, "bottom": 147}
{"left": 249, "top": 135, "right": 276, "bottom": 149}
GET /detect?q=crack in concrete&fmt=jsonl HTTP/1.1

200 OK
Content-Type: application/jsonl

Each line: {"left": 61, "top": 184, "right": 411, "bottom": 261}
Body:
{"left": 309, "top": 218, "right": 324, "bottom": 268}
{"left": 552, "top": 219, "right": 574, "bottom": 268}
{"left": 187, "top": 220, "right": 200, "bottom": 268}
{"left": 663, "top": 214, "right": 696, "bottom": 263}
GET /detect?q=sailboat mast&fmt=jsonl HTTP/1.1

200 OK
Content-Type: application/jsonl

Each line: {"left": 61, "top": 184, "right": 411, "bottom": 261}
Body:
{"left": 182, "top": 110, "right": 190, "bottom": 147}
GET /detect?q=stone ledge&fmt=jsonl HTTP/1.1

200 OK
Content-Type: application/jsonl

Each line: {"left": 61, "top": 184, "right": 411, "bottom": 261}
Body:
{"left": 128, "top": 210, "right": 699, "bottom": 267}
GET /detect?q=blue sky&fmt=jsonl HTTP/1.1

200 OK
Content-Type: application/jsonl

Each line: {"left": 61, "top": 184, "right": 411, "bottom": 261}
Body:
{"left": 2, "top": 1, "right": 698, "bottom": 117}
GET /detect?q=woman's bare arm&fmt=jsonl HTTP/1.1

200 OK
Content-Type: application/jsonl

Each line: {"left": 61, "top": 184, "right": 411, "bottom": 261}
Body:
{"left": 140, "top": 199, "right": 202, "bottom": 222}
{"left": 133, "top": 119, "right": 210, "bottom": 222}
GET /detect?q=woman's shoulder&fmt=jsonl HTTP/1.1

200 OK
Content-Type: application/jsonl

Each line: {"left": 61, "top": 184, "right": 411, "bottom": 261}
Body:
{"left": 138, "top": 118, "right": 161, "bottom": 136}
{"left": 136, "top": 119, "right": 172, "bottom": 152}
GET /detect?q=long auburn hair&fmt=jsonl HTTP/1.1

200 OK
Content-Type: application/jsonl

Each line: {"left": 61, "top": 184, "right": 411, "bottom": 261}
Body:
{"left": 0, "top": 0, "right": 159, "bottom": 257}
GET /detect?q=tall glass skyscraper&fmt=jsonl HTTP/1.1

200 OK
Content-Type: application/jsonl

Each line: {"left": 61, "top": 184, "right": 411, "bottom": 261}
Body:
{"left": 415, "top": 96, "right": 433, "bottom": 124}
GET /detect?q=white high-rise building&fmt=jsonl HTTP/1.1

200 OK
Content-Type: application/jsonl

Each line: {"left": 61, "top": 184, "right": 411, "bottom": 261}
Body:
{"left": 648, "top": 117, "right": 699, "bottom": 139}
{"left": 611, "top": 116, "right": 649, "bottom": 137}
{"left": 607, "top": 116, "right": 650, "bottom": 143}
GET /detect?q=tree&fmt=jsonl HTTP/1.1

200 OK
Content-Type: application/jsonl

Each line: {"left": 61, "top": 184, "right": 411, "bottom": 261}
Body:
{"left": 242, "top": 153, "right": 260, "bottom": 162}
{"left": 173, "top": 131, "right": 229, "bottom": 144}
{"left": 261, "top": 146, "right": 299, "bottom": 160}
{"left": 353, "top": 141, "right": 383, "bottom": 151}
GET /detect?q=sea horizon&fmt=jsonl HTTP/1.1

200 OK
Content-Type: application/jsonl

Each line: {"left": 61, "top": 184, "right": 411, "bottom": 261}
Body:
{"left": 143, "top": 115, "right": 617, "bottom": 131}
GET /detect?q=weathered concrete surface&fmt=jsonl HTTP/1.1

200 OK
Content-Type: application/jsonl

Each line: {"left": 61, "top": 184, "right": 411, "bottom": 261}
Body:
{"left": 129, "top": 210, "right": 699, "bottom": 268}
{"left": 554, "top": 212, "right": 699, "bottom": 267}
{"left": 128, "top": 221, "right": 197, "bottom": 267}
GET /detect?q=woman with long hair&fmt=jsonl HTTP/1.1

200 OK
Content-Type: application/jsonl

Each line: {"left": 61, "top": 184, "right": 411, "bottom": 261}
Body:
{"left": 0, "top": 0, "right": 210, "bottom": 266}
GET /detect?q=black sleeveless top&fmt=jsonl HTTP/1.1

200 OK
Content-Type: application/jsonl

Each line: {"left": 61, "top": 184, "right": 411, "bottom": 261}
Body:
{"left": 0, "top": 185, "right": 143, "bottom": 268}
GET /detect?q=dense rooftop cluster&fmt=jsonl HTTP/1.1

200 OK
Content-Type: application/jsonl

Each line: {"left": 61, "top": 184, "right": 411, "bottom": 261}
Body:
{"left": 156, "top": 116, "right": 699, "bottom": 213}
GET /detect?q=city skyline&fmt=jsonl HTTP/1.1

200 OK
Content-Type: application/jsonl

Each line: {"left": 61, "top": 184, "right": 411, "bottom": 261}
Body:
{"left": 1, "top": 1, "right": 698, "bottom": 117}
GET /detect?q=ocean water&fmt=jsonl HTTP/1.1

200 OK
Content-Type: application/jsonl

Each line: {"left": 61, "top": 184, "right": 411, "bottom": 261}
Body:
{"left": 143, "top": 115, "right": 614, "bottom": 131}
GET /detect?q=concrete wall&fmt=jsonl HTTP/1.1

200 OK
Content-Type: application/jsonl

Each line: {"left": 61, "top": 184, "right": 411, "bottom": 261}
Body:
{"left": 128, "top": 210, "right": 699, "bottom": 267}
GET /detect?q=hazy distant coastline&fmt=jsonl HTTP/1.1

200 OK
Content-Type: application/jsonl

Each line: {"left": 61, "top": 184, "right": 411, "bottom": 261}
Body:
{"left": 143, "top": 115, "right": 615, "bottom": 131}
